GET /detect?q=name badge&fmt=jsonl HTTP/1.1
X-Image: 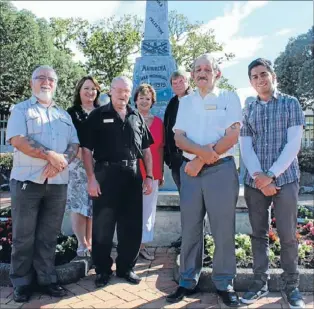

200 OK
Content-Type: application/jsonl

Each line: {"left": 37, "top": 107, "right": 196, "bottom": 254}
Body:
{"left": 204, "top": 104, "right": 217, "bottom": 110}
{"left": 103, "top": 118, "right": 114, "bottom": 123}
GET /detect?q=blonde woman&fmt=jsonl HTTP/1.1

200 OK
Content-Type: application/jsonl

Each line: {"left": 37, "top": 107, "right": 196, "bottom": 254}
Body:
{"left": 134, "top": 84, "right": 164, "bottom": 260}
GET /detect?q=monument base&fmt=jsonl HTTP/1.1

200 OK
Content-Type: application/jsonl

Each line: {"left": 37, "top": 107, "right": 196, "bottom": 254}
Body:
{"left": 61, "top": 186, "right": 252, "bottom": 246}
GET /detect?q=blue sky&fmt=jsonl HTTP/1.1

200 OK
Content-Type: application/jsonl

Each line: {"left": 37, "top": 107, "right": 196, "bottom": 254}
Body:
{"left": 14, "top": 1, "right": 313, "bottom": 103}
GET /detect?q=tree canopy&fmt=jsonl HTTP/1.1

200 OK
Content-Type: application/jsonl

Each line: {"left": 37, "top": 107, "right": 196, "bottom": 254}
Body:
{"left": 0, "top": 1, "right": 85, "bottom": 112}
{"left": 0, "top": 0, "right": 249, "bottom": 113}
{"left": 168, "top": 10, "right": 235, "bottom": 90}
{"left": 274, "top": 27, "right": 313, "bottom": 110}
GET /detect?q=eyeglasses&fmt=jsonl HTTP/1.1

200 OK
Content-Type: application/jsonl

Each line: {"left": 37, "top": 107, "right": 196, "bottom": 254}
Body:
{"left": 34, "top": 76, "right": 57, "bottom": 83}
{"left": 111, "top": 87, "right": 131, "bottom": 95}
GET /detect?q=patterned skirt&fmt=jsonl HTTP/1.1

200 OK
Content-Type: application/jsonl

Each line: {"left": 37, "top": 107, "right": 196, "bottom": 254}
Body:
{"left": 66, "top": 158, "right": 92, "bottom": 218}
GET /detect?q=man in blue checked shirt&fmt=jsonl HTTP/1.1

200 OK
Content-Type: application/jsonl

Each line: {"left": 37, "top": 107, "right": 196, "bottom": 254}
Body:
{"left": 239, "top": 58, "right": 306, "bottom": 308}
{"left": 6, "top": 65, "right": 79, "bottom": 303}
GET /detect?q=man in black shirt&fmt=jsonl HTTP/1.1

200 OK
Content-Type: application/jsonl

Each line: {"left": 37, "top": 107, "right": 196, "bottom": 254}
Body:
{"left": 164, "top": 70, "right": 192, "bottom": 189}
{"left": 164, "top": 70, "right": 192, "bottom": 248}
{"left": 81, "top": 76, "right": 153, "bottom": 287}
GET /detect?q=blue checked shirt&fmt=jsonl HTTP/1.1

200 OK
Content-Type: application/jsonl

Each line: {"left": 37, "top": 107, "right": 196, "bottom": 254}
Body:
{"left": 6, "top": 96, "right": 79, "bottom": 184}
{"left": 240, "top": 90, "right": 306, "bottom": 188}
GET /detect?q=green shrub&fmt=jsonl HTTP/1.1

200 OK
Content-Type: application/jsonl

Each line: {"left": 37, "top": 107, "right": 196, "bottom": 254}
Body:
{"left": 298, "top": 148, "right": 314, "bottom": 174}
{"left": 0, "top": 153, "right": 13, "bottom": 172}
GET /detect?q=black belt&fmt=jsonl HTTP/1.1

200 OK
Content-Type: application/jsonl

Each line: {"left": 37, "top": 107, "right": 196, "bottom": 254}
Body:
{"left": 183, "top": 156, "right": 233, "bottom": 168}
{"left": 97, "top": 159, "right": 137, "bottom": 167}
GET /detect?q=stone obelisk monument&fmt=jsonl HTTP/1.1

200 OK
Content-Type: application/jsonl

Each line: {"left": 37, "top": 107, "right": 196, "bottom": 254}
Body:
{"left": 132, "top": 0, "right": 177, "bottom": 119}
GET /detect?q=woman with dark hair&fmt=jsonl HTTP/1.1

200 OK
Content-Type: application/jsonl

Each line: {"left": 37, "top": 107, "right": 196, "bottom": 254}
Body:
{"left": 66, "top": 76, "right": 100, "bottom": 257}
{"left": 134, "top": 84, "right": 164, "bottom": 260}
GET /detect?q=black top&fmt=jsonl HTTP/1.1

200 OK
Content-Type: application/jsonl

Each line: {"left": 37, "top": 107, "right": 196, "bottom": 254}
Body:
{"left": 67, "top": 105, "right": 91, "bottom": 144}
{"left": 80, "top": 103, "right": 154, "bottom": 162}
{"left": 164, "top": 87, "right": 193, "bottom": 169}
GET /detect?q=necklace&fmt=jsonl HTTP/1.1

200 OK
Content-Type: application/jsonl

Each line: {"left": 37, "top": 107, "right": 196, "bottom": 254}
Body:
{"left": 82, "top": 105, "right": 94, "bottom": 115}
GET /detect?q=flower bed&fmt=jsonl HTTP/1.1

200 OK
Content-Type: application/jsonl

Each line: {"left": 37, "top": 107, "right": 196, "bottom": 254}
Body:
{"left": 0, "top": 208, "right": 78, "bottom": 265}
{"left": 203, "top": 205, "right": 314, "bottom": 269}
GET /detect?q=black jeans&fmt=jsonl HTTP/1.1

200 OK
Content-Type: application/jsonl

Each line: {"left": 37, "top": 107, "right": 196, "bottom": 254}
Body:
{"left": 10, "top": 179, "right": 67, "bottom": 287}
{"left": 92, "top": 162, "right": 143, "bottom": 275}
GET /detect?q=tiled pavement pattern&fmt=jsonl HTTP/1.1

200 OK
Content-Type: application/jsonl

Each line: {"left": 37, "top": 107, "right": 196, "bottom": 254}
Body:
{"left": 0, "top": 248, "right": 313, "bottom": 309}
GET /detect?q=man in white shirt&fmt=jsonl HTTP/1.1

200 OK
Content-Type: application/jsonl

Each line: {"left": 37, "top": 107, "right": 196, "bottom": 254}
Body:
{"left": 239, "top": 58, "right": 305, "bottom": 308}
{"left": 166, "top": 53, "right": 242, "bottom": 307}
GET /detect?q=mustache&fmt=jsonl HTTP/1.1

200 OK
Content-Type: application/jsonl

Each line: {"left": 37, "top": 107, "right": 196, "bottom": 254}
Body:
{"left": 197, "top": 77, "right": 208, "bottom": 81}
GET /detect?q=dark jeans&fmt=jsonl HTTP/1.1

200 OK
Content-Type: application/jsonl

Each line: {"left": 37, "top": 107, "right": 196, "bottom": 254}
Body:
{"left": 9, "top": 179, "right": 67, "bottom": 287}
{"left": 92, "top": 162, "right": 143, "bottom": 275}
{"left": 244, "top": 181, "right": 300, "bottom": 289}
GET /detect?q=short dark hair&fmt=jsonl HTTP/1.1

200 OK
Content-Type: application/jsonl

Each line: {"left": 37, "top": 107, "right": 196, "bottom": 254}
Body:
{"left": 248, "top": 58, "right": 274, "bottom": 78}
{"left": 73, "top": 76, "right": 101, "bottom": 108}
{"left": 170, "top": 70, "right": 189, "bottom": 85}
{"left": 133, "top": 84, "right": 156, "bottom": 108}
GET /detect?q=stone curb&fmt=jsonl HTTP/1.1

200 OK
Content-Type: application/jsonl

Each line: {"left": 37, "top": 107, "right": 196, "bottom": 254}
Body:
{"left": 0, "top": 257, "right": 92, "bottom": 287}
{"left": 173, "top": 255, "right": 314, "bottom": 292}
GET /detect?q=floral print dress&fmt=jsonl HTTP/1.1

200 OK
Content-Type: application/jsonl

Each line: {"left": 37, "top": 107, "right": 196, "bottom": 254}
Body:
{"left": 65, "top": 105, "right": 94, "bottom": 218}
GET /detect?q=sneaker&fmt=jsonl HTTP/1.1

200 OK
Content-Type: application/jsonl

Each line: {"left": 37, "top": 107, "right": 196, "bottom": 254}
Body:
{"left": 139, "top": 247, "right": 154, "bottom": 261}
{"left": 284, "top": 288, "right": 305, "bottom": 308}
{"left": 241, "top": 281, "right": 269, "bottom": 304}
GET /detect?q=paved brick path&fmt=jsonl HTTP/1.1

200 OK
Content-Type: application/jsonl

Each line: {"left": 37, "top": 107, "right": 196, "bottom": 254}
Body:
{"left": 0, "top": 248, "right": 313, "bottom": 308}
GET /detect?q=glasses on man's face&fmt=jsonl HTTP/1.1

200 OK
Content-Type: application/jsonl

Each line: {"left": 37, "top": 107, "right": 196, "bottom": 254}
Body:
{"left": 112, "top": 87, "right": 131, "bottom": 95}
{"left": 34, "top": 76, "right": 57, "bottom": 83}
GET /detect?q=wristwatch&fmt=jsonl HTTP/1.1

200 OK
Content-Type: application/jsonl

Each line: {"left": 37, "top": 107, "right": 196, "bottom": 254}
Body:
{"left": 266, "top": 170, "right": 276, "bottom": 180}
{"left": 146, "top": 175, "right": 154, "bottom": 180}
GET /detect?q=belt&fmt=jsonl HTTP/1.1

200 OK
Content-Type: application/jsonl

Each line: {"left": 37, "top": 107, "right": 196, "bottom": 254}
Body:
{"left": 183, "top": 156, "right": 233, "bottom": 168}
{"left": 97, "top": 159, "right": 137, "bottom": 167}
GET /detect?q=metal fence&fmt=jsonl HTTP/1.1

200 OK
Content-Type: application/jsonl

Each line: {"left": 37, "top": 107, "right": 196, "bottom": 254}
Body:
{"left": 0, "top": 114, "right": 12, "bottom": 153}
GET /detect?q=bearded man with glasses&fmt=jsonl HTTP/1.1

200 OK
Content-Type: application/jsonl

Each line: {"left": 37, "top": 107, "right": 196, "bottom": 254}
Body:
{"left": 6, "top": 65, "right": 79, "bottom": 302}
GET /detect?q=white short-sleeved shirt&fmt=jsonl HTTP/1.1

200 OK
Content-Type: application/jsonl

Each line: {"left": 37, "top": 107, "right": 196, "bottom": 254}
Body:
{"left": 173, "top": 88, "right": 242, "bottom": 160}
{"left": 6, "top": 96, "right": 79, "bottom": 184}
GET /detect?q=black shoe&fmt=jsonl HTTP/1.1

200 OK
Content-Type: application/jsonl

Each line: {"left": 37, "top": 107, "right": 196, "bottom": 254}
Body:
{"left": 216, "top": 289, "right": 240, "bottom": 307}
{"left": 41, "top": 283, "right": 67, "bottom": 297}
{"left": 116, "top": 270, "right": 141, "bottom": 284}
{"left": 284, "top": 288, "right": 305, "bottom": 308}
{"left": 171, "top": 236, "right": 182, "bottom": 248}
{"left": 166, "top": 286, "right": 199, "bottom": 303}
{"left": 95, "top": 273, "right": 112, "bottom": 288}
{"left": 13, "top": 286, "right": 32, "bottom": 303}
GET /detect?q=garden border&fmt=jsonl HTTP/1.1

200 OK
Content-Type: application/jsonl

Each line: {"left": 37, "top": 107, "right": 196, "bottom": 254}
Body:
{"left": 0, "top": 256, "right": 92, "bottom": 287}
{"left": 173, "top": 255, "right": 314, "bottom": 292}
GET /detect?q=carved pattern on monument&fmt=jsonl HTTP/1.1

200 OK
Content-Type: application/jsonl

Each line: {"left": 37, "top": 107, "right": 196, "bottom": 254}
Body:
{"left": 142, "top": 40, "right": 169, "bottom": 56}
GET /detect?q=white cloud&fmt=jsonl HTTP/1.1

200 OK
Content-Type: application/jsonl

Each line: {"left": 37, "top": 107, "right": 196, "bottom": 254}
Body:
{"left": 13, "top": 0, "right": 146, "bottom": 66}
{"left": 236, "top": 87, "right": 257, "bottom": 107}
{"left": 13, "top": 1, "right": 146, "bottom": 22}
{"left": 13, "top": 1, "right": 120, "bottom": 21}
{"left": 274, "top": 28, "right": 294, "bottom": 36}
{"left": 200, "top": 1, "right": 268, "bottom": 67}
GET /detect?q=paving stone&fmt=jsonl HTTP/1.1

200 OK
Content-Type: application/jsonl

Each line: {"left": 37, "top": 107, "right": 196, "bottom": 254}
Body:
{"left": 2, "top": 251, "right": 311, "bottom": 309}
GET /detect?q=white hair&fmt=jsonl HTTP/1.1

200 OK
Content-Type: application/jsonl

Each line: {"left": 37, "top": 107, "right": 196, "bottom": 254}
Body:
{"left": 192, "top": 53, "right": 221, "bottom": 73}
{"left": 110, "top": 76, "right": 133, "bottom": 90}
{"left": 31, "top": 65, "right": 58, "bottom": 81}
